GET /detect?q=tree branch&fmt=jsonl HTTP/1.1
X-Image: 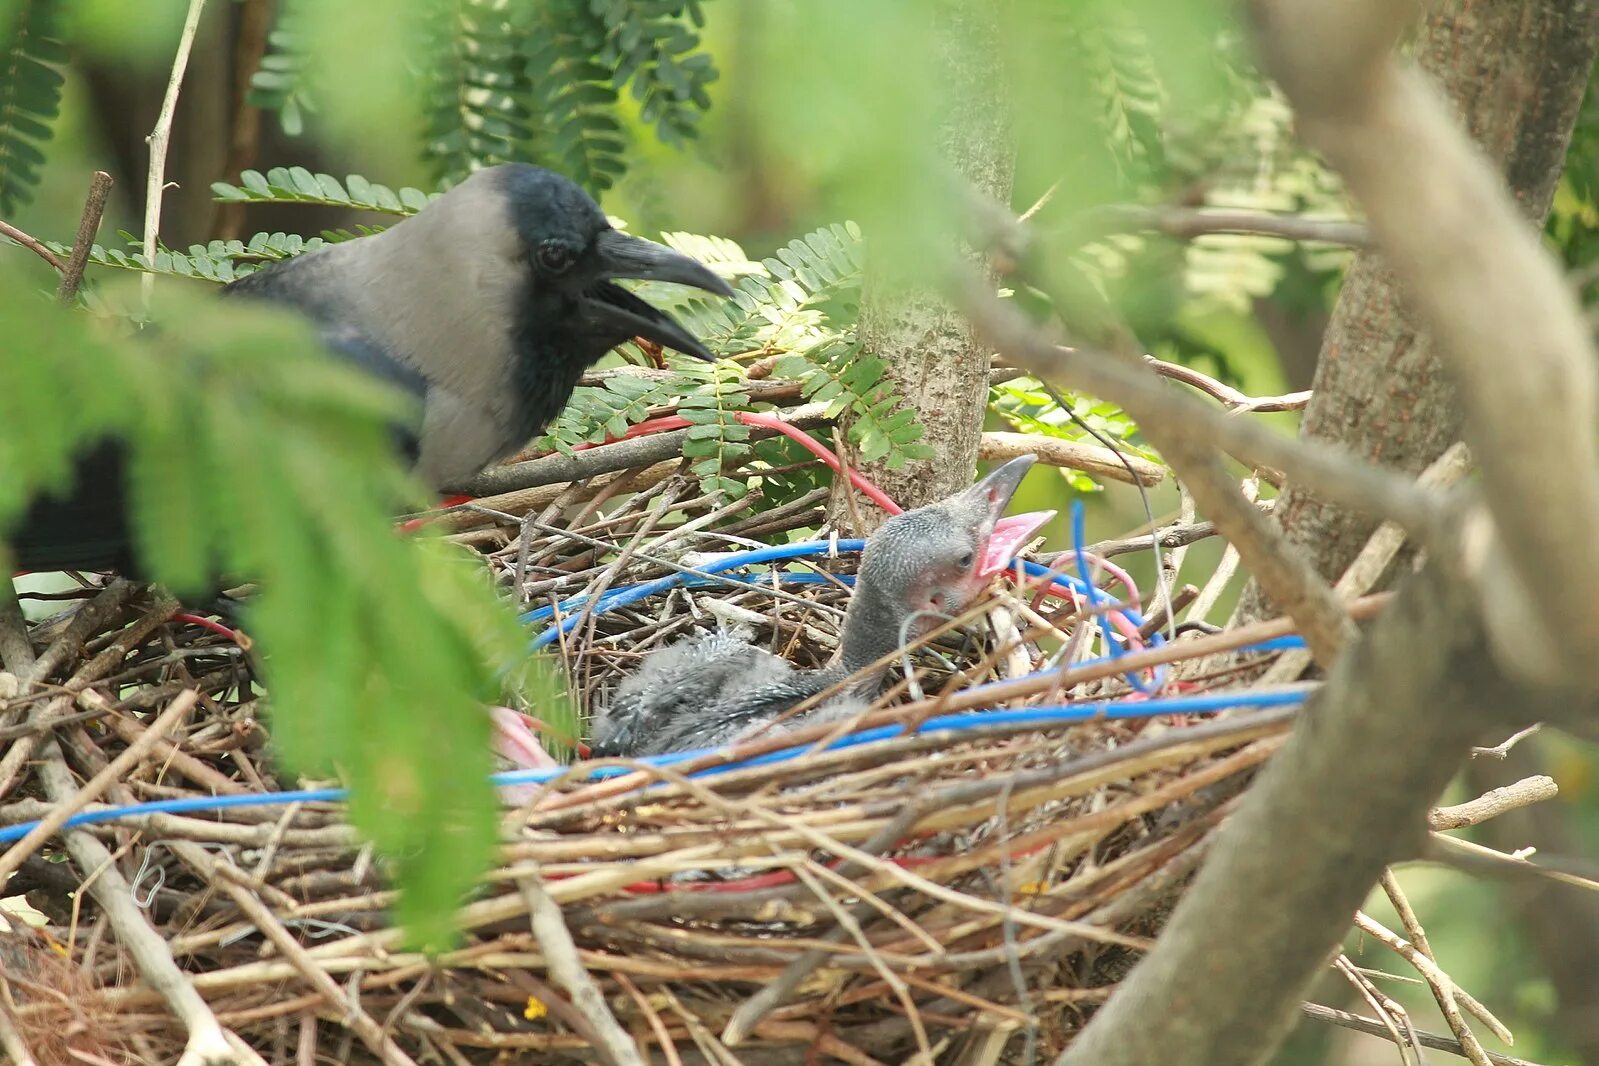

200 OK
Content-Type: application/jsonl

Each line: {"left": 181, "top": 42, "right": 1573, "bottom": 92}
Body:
{"left": 1052, "top": 3, "right": 1599, "bottom": 1062}
{"left": 57, "top": 171, "right": 114, "bottom": 305}
{"left": 1429, "top": 775, "right": 1558, "bottom": 832}
{"left": 1082, "top": 204, "right": 1370, "bottom": 249}
{"left": 1055, "top": 564, "right": 1556, "bottom": 1066}
{"left": 0, "top": 219, "right": 63, "bottom": 273}
{"left": 141, "top": 0, "right": 209, "bottom": 307}
{"left": 1251, "top": 0, "right": 1599, "bottom": 683}
{"left": 953, "top": 276, "right": 1447, "bottom": 548}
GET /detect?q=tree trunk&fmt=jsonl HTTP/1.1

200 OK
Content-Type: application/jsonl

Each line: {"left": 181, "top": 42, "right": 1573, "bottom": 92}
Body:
{"left": 1236, "top": 0, "right": 1599, "bottom": 621}
{"left": 825, "top": 0, "right": 1012, "bottom": 533}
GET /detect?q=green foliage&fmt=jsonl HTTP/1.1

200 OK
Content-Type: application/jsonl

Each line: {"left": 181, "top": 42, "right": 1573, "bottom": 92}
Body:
{"left": 245, "top": 0, "right": 716, "bottom": 194}
{"left": 991, "top": 376, "right": 1157, "bottom": 494}
{"left": 540, "top": 221, "right": 931, "bottom": 501}
{"left": 44, "top": 229, "right": 336, "bottom": 284}
{"left": 0, "top": 0, "right": 65, "bottom": 213}
{"left": 518, "top": 0, "right": 626, "bottom": 193}
{"left": 0, "top": 277, "right": 569, "bottom": 950}
{"left": 421, "top": 0, "right": 536, "bottom": 186}
{"left": 212, "top": 167, "right": 436, "bottom": 215}
{"left": 1550, "top": 62, "right": 1599, "bottom": 282}
{"left": 590, "top": 0, "right": 715, "bottom": 148}
{"left": 247, "top": 0, "right": 316, "bottom": 136}
{"left": 677, "top": 365, "right": 753, "bottom": 500}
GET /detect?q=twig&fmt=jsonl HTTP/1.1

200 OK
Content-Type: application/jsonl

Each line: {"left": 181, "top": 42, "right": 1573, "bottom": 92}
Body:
{"left": 978, "top": 431, "right": 1165, "bottom": 485}
{"left": 43, "top": 736, "right": 257, "bottom": 1066}
{"left": 1262, "top": 441, "right": 1474, "bottom": 685}
{"left": 1383, "top": 870, "right": 1517, "bottom": 1053}
{"left": 57, "top": 171, "right": 114, "bottom": 304}
{"left": 0, "top": 582, "right": 258, "bottom": 1065}
{"left": 1472, "top": 724, "right": 1542, "bottom": 760}
{"left": 953, "top": 271, "right": 1449, "bottom": 547}
{"left": 518, "top": 871, "right": 643, "bottom": 1066}
{"left": 791, "top": 865, "right": 932, "bottom": 1061}
{"left": 1083, "top": 204, "right": 1370, "bottom": 248}
{"left": 1145, "top": 357, "right": 1312, "bottom": 412}
{"left": 141, "top": 0, "right": 209, "bottom": 307}
{"left": 1425, "top": 833, "right": 1599, "bottom": 895}
{"left": 1300, "top": 1003, "right": 1546, "bottom": 1066}
{"left": 1354, "top": 910, "right": 1502, "bottom": 1064}
{"left": 194, "top": 856, "right": 419, "bottom": 1066}
{"left": 0, "top": 690, "right": 198, "bottom": 885}
{"left": 1428, "top": 776, "right": 1558, "bottom": 831}
{"left": 0, "top": 219, "right": 63, "bottom": 272}
{"left": 456, "top": 404, "right": 829, "bottom": 497}
{"left": 721, "top": 805, "right": 930, "bottom": 1044}
{"left": 1333, "top": 953, "right": 1417, "bottom": 1066}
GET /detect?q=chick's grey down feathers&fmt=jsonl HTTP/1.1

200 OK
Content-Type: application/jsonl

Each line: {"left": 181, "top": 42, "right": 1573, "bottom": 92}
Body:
{"left": 10, "top": 163, "right": 732, "bottom": 576}
{"left": 589, "top": 455, "right": 1037, "bottom": 758}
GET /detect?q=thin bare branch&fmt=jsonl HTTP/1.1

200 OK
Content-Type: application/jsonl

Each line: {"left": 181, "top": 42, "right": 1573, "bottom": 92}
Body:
{"left": 0, "top": 220, "right": 63, "bottom": 273}
{"left": 141, "top": 0, "right": 209, "bottom": 307}
{"left": 1300, "top": 1003, "right": 1547, "bottom": 1066}
{"left": 1429, "top": 776, "right": 1559, "bottom": 831}
{"left": 57, "top": 172, "right": 113, "bottom": 304}
{"left": 1083, "top": 204, "right": 1370, "bottom": 248}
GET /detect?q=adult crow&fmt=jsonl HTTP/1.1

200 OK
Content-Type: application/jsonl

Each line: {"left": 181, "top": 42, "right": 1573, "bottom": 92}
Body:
{"left": 8, "top": 163, "right": 734, "bottom": 576}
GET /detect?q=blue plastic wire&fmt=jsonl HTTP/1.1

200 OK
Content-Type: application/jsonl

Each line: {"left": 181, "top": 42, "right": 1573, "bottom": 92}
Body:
{"left": 523, "top": 535, "right": 1163, "bottom": 655}
{"left": 0, "top": 688, "right": 1308, "bottom": 844}
{"left": 524, "top": 539, "right": 869, "bottom": 648}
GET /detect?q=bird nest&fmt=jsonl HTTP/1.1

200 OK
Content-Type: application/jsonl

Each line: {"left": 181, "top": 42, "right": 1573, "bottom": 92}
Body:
{"left": 0, "top": 464, "right": 1307, "bottom": 1065}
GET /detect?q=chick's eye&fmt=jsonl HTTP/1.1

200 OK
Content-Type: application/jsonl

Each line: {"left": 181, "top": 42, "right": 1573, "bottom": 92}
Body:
{"left": 536, "top": 240, "right": 577, "bottom": 274}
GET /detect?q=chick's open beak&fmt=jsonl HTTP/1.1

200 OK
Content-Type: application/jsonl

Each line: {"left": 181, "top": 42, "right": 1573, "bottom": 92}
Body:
{"left": 965, "top": 454, "right": 1055, "bottom": 578}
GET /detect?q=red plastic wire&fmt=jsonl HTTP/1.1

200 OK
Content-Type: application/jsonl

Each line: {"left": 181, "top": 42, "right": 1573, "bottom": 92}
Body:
{"left": 172, "top": 612, "right": 239, "bottom": 641}
{"left": 572, "top": 412, "right": 905, "bottom": 516}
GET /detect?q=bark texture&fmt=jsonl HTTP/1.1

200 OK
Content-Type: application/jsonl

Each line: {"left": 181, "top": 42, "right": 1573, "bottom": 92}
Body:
{"left": 825, "top": 0, "right": 1012, "bottom": 532}
{"left": 1237, "top": 0, "right": 1599, "bottom": 620}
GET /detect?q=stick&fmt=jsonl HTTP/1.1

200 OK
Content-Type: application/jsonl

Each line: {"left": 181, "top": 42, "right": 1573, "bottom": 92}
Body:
{"left": 141, "top": 0, "right": 209, "bottom": 306}
{"left": 1300, "top": 1004, "right": 1545, "bottom": 1066}
{"left": 0, "top": 690, "right": 198, "bottom": 885}
{"left": 193, "top": 855, "right": 420, "bottom": 1066}
{"left": 518, "top": 872, "right": 643, "bottom": 1066}
{"left": 1428, "top": 776, "right": 1558, "bottom": 831}
{"left": 0, "top": 219, "right": 63, "bottom": 272}
{"left": 1082, "top": 204, "right": 1370, "bottom": 249}
{"left": 57, "top": 171, "right": 113, "bottom": 304}
{"left": 978, "top": 431, "right": 1165, "bottom": 485}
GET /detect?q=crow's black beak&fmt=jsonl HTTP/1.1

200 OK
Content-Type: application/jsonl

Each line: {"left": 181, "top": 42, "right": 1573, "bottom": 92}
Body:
{"left": 595, "top": 230, "right": 734, "bottom": 296}
{"left": 588, "top": 230, "right": 734, "bottom": 362}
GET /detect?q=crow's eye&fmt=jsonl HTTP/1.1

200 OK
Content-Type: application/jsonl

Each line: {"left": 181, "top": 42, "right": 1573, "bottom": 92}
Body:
{"left": 957, "top": 551, "right": 975, "bottom": 570}
{"left": 536, "top": 240, "right": 578, "bottom": 274}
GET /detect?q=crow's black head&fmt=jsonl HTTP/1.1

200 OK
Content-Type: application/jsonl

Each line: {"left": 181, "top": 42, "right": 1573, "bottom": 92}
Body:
{"left": 494, "top": 163, "right": 734, "bottom": 362}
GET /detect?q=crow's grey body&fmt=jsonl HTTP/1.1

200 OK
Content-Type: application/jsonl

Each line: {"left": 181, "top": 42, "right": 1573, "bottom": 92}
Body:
{"left": 588, "top": 456, "right": 1039, "bottom": 758}
{"left": 10, "top": 164, "right": 731, "bottom": 576}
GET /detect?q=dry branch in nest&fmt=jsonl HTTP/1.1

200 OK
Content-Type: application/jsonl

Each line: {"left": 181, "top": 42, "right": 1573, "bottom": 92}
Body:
{"left": 0, "top": 381, "right": 1547, "bottom": 1065}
